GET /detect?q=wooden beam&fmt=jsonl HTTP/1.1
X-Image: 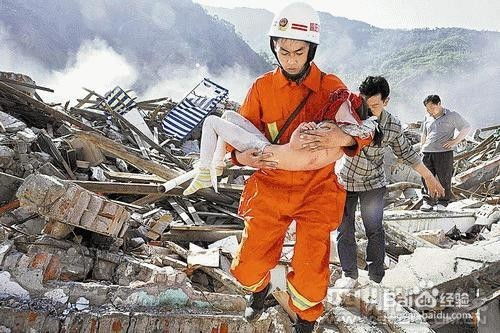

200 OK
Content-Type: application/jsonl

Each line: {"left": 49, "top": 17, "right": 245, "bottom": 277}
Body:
{"left": 163, "top": 229, "right": 243, "bottom": 243}
{"left": 86, "top": 91, "right": 187, "bottom": 170}
{"left": 37, "top": 131, "right": 76, "bottom": 179}
{"left": 132, "top": 194, "right": 167, "bottom": 206}
{"left": 0, "top": 77, "right": 54, "bottom": 92}
{"left": 0, "top": 81, "right": 95, "bottom": 132}
{"left": 0, "top": 200, "right": 20, "bottom": 215}
{"left": 183, "top": 199, "right": 204, "bottom": 225}
{"left": 217, "top": 183, "right": 244, "bottom": 193}
{"left": 168, "top": 198, "right": 194, "bottom": 225}
{"left": 71, "top": 181, "right": 169, "bottom": 195}
{"left": 74, "top": 131, "right": 181, "bottom": 180}
{"left": 104, "top": 171, "right": 166, "bottom": 183}
{"left": 208, "top": 203, "right": 244, "bottom": 222}
{"left": 73, "top": 92, "right": 94, "bottom": 108}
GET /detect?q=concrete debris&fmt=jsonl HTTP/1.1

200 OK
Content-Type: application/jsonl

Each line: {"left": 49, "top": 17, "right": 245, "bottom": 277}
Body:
{"left": 17, "top": 174, "right": 130, "bottom": 237}
{"left": 0, "top": 272, "right": 30, "bottom": 300}
{"left": 413, "top": 229, "right": 448, "bottom": 246}
{"left": 187, "top": 243, "right": 220, "bottom": 267}
{"left": 0, "top": 146, "right": 15, "bottom": 169}
{"left": 0, "top": 110, "right": 26, "bottom": 133}
{"left": 475, "top": 204, "right": 500, "bottom": 226}
{"left": 0, "top": 72, "right": 498, "bottom": 332}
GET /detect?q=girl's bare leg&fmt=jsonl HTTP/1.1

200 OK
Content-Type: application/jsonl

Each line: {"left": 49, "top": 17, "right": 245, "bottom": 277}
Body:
{"left": 184, "top": 113, "right": 269, "bottom": 195}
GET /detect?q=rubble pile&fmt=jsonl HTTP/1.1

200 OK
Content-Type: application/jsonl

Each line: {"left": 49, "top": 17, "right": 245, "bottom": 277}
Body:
{"left": 0, "top": 72, "right": 499, "bottom": 332}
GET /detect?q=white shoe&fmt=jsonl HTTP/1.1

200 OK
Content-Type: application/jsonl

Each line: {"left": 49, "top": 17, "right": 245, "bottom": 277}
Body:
{"left": 334, "top": 276, "right": 358, "bottom": 289}
{"left": 329, "top": 276, "right": 358, "bottom": 306}
{"left": 420, "top": 202, "right": 433, "bottom": 212}
{"left": 434, "top": 204, "right": 447, "bottom": 212}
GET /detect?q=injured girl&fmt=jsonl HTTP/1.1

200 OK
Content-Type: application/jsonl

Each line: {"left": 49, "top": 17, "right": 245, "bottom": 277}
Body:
{"left": 182, "top": 89, "right": 378, "bottom": 195}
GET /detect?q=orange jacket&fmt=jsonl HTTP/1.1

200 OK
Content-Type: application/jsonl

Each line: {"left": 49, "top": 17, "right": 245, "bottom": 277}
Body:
{"left": 233, "top": 63, "right": 370, "bottom": 188}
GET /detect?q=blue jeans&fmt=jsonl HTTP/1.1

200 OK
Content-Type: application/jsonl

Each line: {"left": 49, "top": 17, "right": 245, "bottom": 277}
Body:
{"left": 337, "top": 187, "right": 386, "bottom": 283}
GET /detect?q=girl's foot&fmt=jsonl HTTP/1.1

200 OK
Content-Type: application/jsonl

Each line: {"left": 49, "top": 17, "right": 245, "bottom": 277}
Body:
{"left": 183, "top": 167, "right": 212, "bottom": 195}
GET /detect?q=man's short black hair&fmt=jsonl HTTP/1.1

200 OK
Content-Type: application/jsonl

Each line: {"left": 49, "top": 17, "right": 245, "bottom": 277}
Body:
{"left": 359, "top": 76, "right": 390, "bottom": 100}
{"left": 423, "top": 95, "right": 441, "bottom": 106}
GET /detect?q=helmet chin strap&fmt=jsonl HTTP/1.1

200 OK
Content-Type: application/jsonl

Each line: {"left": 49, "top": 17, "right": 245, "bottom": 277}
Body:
{"left": 282, "top": 63, "right": 311, "bottom": 83}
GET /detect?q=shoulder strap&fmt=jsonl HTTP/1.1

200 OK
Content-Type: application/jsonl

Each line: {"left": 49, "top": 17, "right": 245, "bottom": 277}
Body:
{"left": 271, "top": 72, "right": 325, "bottom": 144}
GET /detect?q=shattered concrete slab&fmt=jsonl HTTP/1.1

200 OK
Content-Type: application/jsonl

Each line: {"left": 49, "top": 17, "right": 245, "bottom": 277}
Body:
{"left": 16, "top": 174, "right": 130, "bottom": 237}
{"left": 0, "top": 271, "right": 29, "bottom": 300}
{"left": 383, "top": 210, "right": 477, "bottom": 233}
{"left": 322, "top": 306, "right": 388, "bottom": 333}
{"left": 0, "top": 305, "right": 288, "bottom": 333}
{"left": 328, "top": 278, "right": 434, "bottom": 333}
{"left": 0, "top": 147, "right": 15, "bottom": 169}
{"left": 0, "top": 110, "right": 26, "bottom": 133}
{"left": 383, "top": 237, "right": 500, "bottom": 292}
{"left": 0, "top": 173, "right": 23, "bottom": 204}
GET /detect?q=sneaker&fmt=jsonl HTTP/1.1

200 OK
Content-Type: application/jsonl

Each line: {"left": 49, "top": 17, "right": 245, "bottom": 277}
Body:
{"left": 330, "top": 276, "right": 358, "bottom": 306}
{"left": 244, "top": 283, "right": 272, "bottom": 321}
{"left": 420, "top": 202, "right": 434, "bottom": 212}
{"left": 434, "top": 204, "right": 447, "bottom": 212}
{"left": 293, "top": 316, "right": 316, "bottom": 333}
{"left": 334, "top": 276, "right": 358, "bottom": 289}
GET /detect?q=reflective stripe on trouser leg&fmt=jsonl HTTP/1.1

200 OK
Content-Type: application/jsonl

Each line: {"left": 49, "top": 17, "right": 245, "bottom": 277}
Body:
{"left": 287, "top": 280, "right": 322, "bottom": 311}
{"left": 240, "top": 272, "right": 270, "bottom": 292}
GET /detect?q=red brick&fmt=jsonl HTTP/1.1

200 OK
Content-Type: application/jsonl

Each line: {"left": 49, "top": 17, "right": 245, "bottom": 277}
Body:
{"left": 43, "top": 255, "right": 61, "bottom": 282}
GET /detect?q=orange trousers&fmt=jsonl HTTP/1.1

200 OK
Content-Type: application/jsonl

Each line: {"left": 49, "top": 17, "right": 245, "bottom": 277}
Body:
{"left": 231, "top": 168, "right": 346, "bottom": 321}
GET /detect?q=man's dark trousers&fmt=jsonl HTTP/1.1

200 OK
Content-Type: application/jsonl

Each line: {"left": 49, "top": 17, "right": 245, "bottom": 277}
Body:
{"left": 422, "top": 151, "right": 454, "bottom": 206}
{"left": 337, "top": 187, "right": 386, "bottom": 283}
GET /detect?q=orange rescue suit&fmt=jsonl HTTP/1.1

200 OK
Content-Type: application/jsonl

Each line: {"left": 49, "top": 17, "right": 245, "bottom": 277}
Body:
{"left": 230, "top": 63, "right": 370, "bottom": 321}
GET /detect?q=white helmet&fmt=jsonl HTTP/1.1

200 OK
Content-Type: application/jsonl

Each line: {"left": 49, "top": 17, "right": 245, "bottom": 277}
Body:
{"left": 268, "top": 2, "right": 320, "bottom": 45}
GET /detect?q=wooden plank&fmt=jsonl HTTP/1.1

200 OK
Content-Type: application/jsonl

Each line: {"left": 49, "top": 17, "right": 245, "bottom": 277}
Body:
{"left": 196, "top": 212, "right": 228, "bottom": 218}
{"left": 72, "top": 181, "right": 171, "bottom": 195}
{"left": 0, "top": 77, "right": 54, "bottom": 92}
{"left": 136, "top": 97, "right": 170, "bottom": 105}
{"left": 132, "top": 131, "right": 150, "bottom": 159}
{"left": 68, "top": 137, "right": 106, "bottom": 167}
{"left": 479, "top": 124, "right": 500, "bottom": 132}
{"left": 104, "top": 171, "right": 166, "bottom": 183}
{"left": 73, "top": 92, "right": 94, "bottom": 109}
{"left": 76, "top": 160, "right": 90, "bottom": 169}
{"left": 37, "top": 131, "right": 76, "bottom": 179}
{"left": 208, "top": 204, "right": 244, "bottom": 222}
{"left": 217, "top": 183, "right": 244, "bottom": 193}
{"left": 455, "top": 155, "right": 500, "bottom": 190}
{"left": 163, "top": 229, "right": 243, "bottom": 243}
{"left": 0, "top": 199, "right": 20, "bottom": 215}
{"left": 96, "top": 96, "right": 186, "bottom": 169}
{"left": 169, "top": 225, "right": 242, "bottom": 231}
{"left": 71, "top": 107, "right": 107, "bottom": 121}
{"left": 0, "top": 81, "right": 96, "bottom": 132}
{"left": 109, "top": 200, "right": 143, "bottom": 210}
{"left": 183, "top": 199, "right": 204, "bottom": 225}
{"left": 132, "top": 194, "right": 167, "bottom": 206}
{"left": 168, "top": 198, "right": 194, "bottom": 225}
{"left": 74, "top": 131, "right": 181, "bottom": 180}
{"left": 454, "top": 133, "right": 496, "bottom": 161}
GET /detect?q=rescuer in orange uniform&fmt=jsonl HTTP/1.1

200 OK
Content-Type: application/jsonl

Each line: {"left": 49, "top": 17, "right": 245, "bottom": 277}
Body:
{"left": 229, "top": 3, "right": 371, "bottom": 332}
